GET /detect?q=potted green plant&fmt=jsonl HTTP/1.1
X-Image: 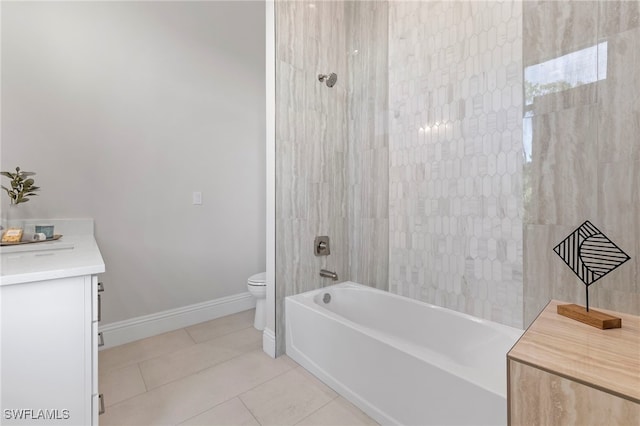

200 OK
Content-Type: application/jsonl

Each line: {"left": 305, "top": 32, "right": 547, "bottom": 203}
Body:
{"left": 1, "top": 166, "right": 40, "bottom": 204}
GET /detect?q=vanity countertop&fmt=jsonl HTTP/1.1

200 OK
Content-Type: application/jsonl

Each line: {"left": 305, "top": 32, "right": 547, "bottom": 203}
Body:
{"left": 0, "top": 219, "right": 105, "bottom": 286}
{"left": 508, "top": 299, "right": 640, "bottom": 403}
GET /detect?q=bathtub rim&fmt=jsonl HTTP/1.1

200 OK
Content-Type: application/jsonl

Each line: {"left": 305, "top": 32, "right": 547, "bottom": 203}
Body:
{"left": 286, "top": 281, "right": 523, "bottom": 399}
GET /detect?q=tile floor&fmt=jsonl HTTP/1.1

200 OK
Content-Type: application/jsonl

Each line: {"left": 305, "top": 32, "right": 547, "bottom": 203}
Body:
{"left": 99, "top": 309, "right": 379, "bottom": 426}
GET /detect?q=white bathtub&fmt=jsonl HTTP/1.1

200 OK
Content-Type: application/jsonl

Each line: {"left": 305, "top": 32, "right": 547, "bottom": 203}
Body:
{"left": 285, "top": 282, "right": 522, "bottom": 426}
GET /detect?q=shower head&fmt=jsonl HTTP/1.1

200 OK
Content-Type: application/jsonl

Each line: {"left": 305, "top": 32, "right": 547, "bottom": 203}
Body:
{"left": 318, "top": 72, "right": 337, "bottom": 88}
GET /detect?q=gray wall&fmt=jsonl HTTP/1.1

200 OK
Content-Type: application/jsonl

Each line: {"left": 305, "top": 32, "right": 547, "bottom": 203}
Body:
{"left": 1, "top": 1, "right": 266, "bottom": 324}
{"left": 523, "top": 0, "right": 640, "bottom": 325}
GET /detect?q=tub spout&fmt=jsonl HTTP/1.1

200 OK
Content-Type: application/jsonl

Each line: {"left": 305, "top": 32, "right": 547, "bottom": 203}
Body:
{"left": 319, "top": 269, "right": 338, "bottom": 281}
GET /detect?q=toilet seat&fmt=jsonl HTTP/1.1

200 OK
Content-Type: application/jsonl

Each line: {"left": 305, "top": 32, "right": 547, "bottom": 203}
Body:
{"left": 247, "top": 272, "right": 266, "bottom": 286}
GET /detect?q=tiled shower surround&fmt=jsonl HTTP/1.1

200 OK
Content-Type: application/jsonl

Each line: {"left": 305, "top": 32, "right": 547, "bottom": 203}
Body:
{"left": 274, "top": 1, "right": 389, "bottom": 355}
{"left": 275, "top": 0, "right": 640, "bottom": 354}
{"left": 388, "top": 1, "right": 524, "bottom": 328}
{"left": 346, "top": 1, "right": 389, "bottom": 290}
{"left": 275, "top": 0, "right": 350, "bottom": 356}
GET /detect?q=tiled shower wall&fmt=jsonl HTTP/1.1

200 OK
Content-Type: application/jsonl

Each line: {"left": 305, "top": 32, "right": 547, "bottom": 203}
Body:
{"left": 275, "top": 0, "right": 349, "bottom": 356}
{"left": 275, "top": 0, "right": 639, "bottom": 348}
{"left": 523, "top": 1, "right": 640, "bottom": 326}
{"left": 388, "top": 1, "right": 524, "bottom": 328}
{"left": 346, "top": 1, "right": 389, "bottom": 289}
{"left": 274, "top": 1, "right": 389, "bottom": 355}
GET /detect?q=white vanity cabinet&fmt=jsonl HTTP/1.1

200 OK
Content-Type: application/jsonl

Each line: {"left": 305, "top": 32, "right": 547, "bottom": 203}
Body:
{"left": 0, "top": 229, "right": 105, "bottom": 425}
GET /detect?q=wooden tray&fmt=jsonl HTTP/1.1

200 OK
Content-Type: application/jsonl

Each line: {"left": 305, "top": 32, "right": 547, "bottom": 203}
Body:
{"left": 0, "top": 234, "right": 62, "bottom": 246}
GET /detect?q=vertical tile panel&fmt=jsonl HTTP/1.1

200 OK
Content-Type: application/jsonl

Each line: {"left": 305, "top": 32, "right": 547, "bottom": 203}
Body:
{"left": 346, "top": 0, "right": 390, "bottom": 290}
{"left": 523, "top": 0, "right": 640, "bottom": 325}
{"left": 275, "top": 0, "right": 361, "bottom": 356}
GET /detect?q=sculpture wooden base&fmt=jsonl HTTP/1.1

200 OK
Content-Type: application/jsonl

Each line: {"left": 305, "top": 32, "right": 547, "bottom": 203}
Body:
{"left": 557, "top": 304, "right": 622, "bottom": 329}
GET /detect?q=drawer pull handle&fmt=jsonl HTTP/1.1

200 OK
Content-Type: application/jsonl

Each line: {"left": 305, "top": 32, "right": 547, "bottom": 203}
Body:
{"left": 98, "top": 282, "right": 105, "bottom": 292}
{"left": 98, "top": 394, "right": 105, "bottom": 415}
{"left": 98, "top": 332, "right": 104, "bottom": 347}
{"left": 98, "top": 294, "right": 102, "bottom": 322}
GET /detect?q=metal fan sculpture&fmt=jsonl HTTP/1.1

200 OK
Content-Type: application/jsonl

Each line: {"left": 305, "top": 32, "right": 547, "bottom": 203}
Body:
{"left": 553, "top": 221, "right": 630, "bottom": 329}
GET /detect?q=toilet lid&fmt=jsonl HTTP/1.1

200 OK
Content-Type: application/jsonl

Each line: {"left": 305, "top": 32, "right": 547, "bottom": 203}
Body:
{"left": 248, "top": 272, "right": 266, "bottom": 285}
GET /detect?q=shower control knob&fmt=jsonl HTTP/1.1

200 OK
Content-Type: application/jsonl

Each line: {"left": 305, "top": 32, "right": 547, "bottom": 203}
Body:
{"left": 314, "top": 236, "right": 331, "bottom": 256}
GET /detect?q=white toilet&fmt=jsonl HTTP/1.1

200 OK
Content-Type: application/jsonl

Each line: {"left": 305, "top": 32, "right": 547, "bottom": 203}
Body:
{"left": 247, "top": 272, "right": 266, "bottom": 331}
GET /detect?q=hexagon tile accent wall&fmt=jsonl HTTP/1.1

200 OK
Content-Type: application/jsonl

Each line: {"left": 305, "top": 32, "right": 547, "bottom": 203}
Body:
{"left": 388, "top": 1, "right": 524, "bottom": 328}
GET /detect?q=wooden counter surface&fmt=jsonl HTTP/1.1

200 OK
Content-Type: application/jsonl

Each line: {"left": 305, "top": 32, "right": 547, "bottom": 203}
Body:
{"left": 508, "top": 300, "right": 640, "bottom": 403}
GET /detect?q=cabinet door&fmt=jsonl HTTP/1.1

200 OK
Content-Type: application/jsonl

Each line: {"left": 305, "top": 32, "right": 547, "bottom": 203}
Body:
{"left": 0, "top": 276, "right": 92, "bottom": 425}
{"left": 92, "top": 275, "right": 99, "bottom": 323}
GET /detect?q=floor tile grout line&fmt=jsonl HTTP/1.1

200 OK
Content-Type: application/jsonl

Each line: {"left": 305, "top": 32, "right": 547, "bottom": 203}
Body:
{"left": 134, "top": 329, "right": 263, "bottom": 391}
{"left": 136, "top": 362, "right": 151, "bottom": 393}
{"left": 104, "top": 324, "right": 255, "bottom": 378}
{"left": 187, "top": 322, "right": 254, "bottom": 345}
{"left": 97, "top": 339, "right": 376, "bottom": 423}
{"left": 294, "top": 365, "right": 342, "bottom": 398}
{"left": 99, "top": 328, "right": 197, "bottom": 375}
{"left": 293, "top": 367, "right": 349, "bottom": 425}
{"left": 173, "top": 395, "right": 244, "bottom": 426}
{"left": 134, "top": 336, "right": 228, "bottom": 374}
{"left": 140, "top": 346, "right": 258, "bottom": 392}
{"left": 109, "top": 346, "right": 273, "bottom": 410}
{"left": 292, "top": 395, "right": 337, "bottom": 426}
{"left": 232, "top": 361, "right": 338, "bottom": 424}
{"left": 238, "top": 395, "right": 263, "bottom": 426}
{"left": 183, "top": 310, "right": 255, "bottom": 340}
{"left": 99, "top": 368, "right": 148, "bottom": 410}
{"left": 101, "top": 312, "right": 255, "bottom": 374}
{"left": 111, "top": 350, "right": 291, "bottom": 425}
{"left": 184, "top": 325, "right": 198, "bottom": 345}
{"left": 99, "top": 349, "right": 261, "bottom": 414}
{"left": 235, "top": 357, "right": 301, "bottom": 398}
{"left": 240, "top": 363, "right": 343, "bottom": 426}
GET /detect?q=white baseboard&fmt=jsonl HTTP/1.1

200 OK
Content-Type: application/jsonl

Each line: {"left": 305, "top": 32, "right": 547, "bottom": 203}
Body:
{"left": 262, "top": 326, "right": 276, "bottom": 358}
{"left": 99, "top": 292, "right": 256, "bottom": 349}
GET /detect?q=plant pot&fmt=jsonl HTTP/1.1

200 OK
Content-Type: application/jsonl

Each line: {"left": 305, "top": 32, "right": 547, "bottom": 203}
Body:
{"left": 1, "top": 203, "right": 21, "bottom": 231}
